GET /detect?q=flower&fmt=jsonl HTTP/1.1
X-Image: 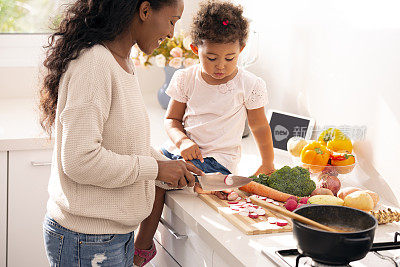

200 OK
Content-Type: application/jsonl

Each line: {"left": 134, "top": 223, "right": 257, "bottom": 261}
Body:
{"left": 139, "top": 53, "right": 148, "bottom": 66}
{"left": 183, "top": 58, "right": 197, "bottom": 68}
{"left": 169, "top": 57, "right": 183, "bottom": 68}
{"left": 155, "top": 54, "right": 166, "bottom": 67}
{"left": 131, "top": 46, "right": 139, "bottom": 58}
{"left": 170, "top": 47, "right": 183, "bottom": 58}
{"left": 183, "top": 36, "right": 192, "bottom": 51}
{"left": 133, "top": 58, "right": 141, "bottom": 67}
{"left": 131, "top": 31, "right": 198, "bottom": 68}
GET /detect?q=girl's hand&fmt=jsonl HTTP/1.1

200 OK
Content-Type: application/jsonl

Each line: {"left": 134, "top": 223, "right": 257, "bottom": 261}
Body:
{"left": 253, "top": 163, "right": 275, "bottom": 176}
{"left": 179, "top": 139, "right": 204, "bottom": 162}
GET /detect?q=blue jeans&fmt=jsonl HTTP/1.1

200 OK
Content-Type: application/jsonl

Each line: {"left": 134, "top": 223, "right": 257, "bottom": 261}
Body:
{"left": 161, "top": 148, "right": 231, "bottom": 175}
{"left": 43, "top": 216, "right": 134, "bottom": 267}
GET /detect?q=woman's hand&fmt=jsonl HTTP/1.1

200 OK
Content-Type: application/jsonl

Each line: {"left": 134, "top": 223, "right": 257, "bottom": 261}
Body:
{"left": 179, "top": 139, "right": 204, "bottom": 162}
{"left": 156, "top": 160, "right": 204, "bottom": 188}
{"left": 253, "top": 163, "right": 275, "bottom": 176}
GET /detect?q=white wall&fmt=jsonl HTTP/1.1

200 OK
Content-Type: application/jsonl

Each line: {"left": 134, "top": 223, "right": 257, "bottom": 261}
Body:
{"left": 235, "top": 0, "right": 400, "bottom": 205}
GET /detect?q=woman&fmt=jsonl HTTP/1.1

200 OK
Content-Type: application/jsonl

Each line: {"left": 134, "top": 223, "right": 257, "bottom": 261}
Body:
{"left": 39, "top": 0, "right": 201, "bottom": 266}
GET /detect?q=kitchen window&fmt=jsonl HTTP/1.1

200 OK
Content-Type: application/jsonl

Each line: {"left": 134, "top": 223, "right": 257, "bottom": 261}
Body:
{"left": 0, "top": 0, "right": 67, "bottom": 67}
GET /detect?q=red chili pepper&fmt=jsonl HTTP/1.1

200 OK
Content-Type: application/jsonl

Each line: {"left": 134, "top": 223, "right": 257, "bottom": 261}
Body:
{"left": 330, "top": 154, "right": 346, "bottom": 161}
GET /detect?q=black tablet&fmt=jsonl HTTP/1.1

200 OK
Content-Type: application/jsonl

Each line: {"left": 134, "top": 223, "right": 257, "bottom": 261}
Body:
{"left": 267, "top": 109, "right": 315, "bottom": 152}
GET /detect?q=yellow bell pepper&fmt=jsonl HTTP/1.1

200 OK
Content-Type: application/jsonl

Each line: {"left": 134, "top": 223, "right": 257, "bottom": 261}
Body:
{"left": 300, "top": 141, "right": 331, "bottom": 172}
{"left": 318, "top": 128, "right": 353, "bottom": 153}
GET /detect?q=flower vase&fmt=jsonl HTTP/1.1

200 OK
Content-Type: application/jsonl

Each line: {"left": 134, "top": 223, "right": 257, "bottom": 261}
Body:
{"left": 157, "top": 66, "right": 181, "bottom": 109}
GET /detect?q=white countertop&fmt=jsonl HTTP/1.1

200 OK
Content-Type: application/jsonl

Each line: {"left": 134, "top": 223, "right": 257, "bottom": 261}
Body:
{"left": 2, "top": 95, "right": 399, "bottom": 266}
{"left": 0, "top": 98, "right": 52, "bottom": 151}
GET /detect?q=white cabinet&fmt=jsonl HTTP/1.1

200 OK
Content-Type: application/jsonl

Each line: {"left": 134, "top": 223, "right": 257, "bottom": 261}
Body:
{"left": 155, "top": 206, "right": 213, "bottom": 267}
{"left": 151, "top": 239, "right": 180, "bottom": 267}
{"left": 0, "top": 152, "right": 7, "bottom": 267}
{"left": 212, "top": 251, "right": 231, "bottom": 267}
{"left": 7, "top": 149, "right": 52, "bottom": 267}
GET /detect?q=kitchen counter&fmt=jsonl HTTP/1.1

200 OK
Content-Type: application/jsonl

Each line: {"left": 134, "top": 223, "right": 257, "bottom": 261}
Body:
{"left": 0, "top": 98, "right": 52, "bottom": 151}
{"left": 164, "top": 183, "right": 400, "bottom": 266}
{"left": 2, "top": 96, "right": 399, "bottom": 266}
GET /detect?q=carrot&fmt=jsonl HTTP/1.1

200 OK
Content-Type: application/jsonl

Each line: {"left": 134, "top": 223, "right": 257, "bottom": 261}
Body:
{"left": 239, "top": 181, "right": 295, "bottom": 202}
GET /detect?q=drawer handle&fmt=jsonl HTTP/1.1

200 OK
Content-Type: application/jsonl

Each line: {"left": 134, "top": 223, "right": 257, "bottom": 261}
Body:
{"left": 31, "top": 161, "right": 52, "bottom": 167}
{"left": 159, "top": 218, "right": 187, "bottom": 240}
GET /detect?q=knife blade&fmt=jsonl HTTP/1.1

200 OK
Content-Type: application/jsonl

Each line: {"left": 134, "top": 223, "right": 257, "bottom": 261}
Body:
{"left": 195, "top": 173, "right": 253, "bottom": 191}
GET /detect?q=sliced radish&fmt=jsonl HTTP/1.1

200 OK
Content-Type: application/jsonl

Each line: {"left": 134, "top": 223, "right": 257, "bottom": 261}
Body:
{"left": 248, "top": 207, "right": 257, "bottom": 213}
{"left": 260, "top": 196, "right": 267, "bottom": 201}
{"left": 231, "top": 208, "right": 240, "bottom": 211}
{"left": 249, "top": 213, "right": 259, "bottom": 219}
{"left": 227, "top": 192, "right": 239, "bottom": 201}
{"left": 224, "top": 174, "right": 234, "bottom": 186}
{"left": 256, "top": 209, "right": 266, "bottom": 216}
{"left": 239, "top": 211, "right": 249, "bottom": 216}
{"left": 272, "top": 201, "right": 281, "bottom": 206}
{"left": 246, "top": 197, "right": 252, "bottom": 203}
{"left": 228, "top": 201, "right": 239, "bottom": 204}
{"left": 267, "top": 217, "right": 278, "bottom": 224}
{"left": 266, "top": 198, "right": 274, "bottom": 203}
{"left": 276, "top": 219, "right": 288, "bottom": 226}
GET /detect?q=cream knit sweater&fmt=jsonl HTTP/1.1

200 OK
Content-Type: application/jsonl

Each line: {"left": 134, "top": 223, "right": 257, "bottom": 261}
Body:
{"left": 46, "top": 44, "right": 166, "bottom": 234}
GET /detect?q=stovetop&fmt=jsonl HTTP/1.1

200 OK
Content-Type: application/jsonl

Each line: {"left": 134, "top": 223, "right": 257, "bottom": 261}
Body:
{"left": 262, "top": 232, "right": 400, "bottom": 267}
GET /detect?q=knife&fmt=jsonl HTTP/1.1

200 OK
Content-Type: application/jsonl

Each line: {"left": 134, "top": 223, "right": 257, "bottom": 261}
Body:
{"left": 194, "top": 173, "right": 253, "bottom": 191}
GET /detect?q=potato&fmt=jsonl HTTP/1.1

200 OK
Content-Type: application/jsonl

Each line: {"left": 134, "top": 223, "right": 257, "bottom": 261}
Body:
{"left": 287, "top": 137, "right": 308, "bottom": 157}
{"left": 337, "top": 187, "right": 362, "bottom": 200}
{"left": 308, "top": 195, "right": 344, "bottom": 206}
{"left": 344, "top": 191, "right": 374, "bottom": 211}
{"left": 364, "top": 190, "right": 379, "bottom": 207}
{"left": 311, "top": 188, "right": 334, "bottom": 196}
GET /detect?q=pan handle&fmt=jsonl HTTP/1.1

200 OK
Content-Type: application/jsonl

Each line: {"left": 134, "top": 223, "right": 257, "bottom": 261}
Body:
{"left": 342, "top": 236, "right": 371, "bottom": 244}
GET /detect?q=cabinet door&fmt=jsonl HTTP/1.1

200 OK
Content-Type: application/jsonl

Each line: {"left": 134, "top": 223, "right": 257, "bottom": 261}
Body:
{"left": 151, "top": 239, "right": 180, "bottom": 267}
{"left": 8, "top": 149, "right": 52, "bottom": 267}
{"left": 155, "top": 206, "right": 213, "bottom": 267}
{"left": 0, "top": 152, "right": 7, "bottom": 267}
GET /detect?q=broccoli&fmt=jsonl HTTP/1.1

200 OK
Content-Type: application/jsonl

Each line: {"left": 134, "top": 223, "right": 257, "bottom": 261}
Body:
{"left": 251, "top": 173, "right": 268, "bottom": 186}
{"left": 265, "top": 166, "right": 315, "bottom": 197}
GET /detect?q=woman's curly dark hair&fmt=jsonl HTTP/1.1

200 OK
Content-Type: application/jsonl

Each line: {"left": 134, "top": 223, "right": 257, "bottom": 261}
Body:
{"left": 190, "top": 0, "right": 249, "bottom": 47}
{"left": 39, "top": 0, "right": 176, "bottom": 135}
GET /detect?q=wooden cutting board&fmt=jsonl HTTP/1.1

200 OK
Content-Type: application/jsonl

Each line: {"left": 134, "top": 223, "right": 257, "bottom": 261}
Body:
{"left": 198, "top": 191, "right": 293, "bottom": 235}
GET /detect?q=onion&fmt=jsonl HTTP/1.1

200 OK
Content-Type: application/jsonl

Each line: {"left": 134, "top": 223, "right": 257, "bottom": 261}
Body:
{"left": 318, "top": 175, "right": 341, "bottom": 196}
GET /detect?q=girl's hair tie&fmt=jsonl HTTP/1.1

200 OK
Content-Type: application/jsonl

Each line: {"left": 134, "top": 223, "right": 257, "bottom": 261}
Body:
{"left": 222, "top": 19, "right": 229, "bottom": 26}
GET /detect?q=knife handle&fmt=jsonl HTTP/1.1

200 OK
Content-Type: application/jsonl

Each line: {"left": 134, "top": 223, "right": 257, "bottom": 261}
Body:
{"left": 161, "top": 173, "right": 199, "bottom": 187}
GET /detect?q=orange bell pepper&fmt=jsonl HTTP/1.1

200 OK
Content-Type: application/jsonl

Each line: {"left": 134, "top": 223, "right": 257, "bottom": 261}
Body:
{"left": 300, "top": 141, "right": 331, "bottom": 172}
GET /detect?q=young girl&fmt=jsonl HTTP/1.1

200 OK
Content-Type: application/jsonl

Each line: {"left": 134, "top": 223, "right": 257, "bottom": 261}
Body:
{"left": 163, "top": 0, "right": 275, "bottom": 193}
{"left": 133, "top": 1, "right": 275, "bottom": 265}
